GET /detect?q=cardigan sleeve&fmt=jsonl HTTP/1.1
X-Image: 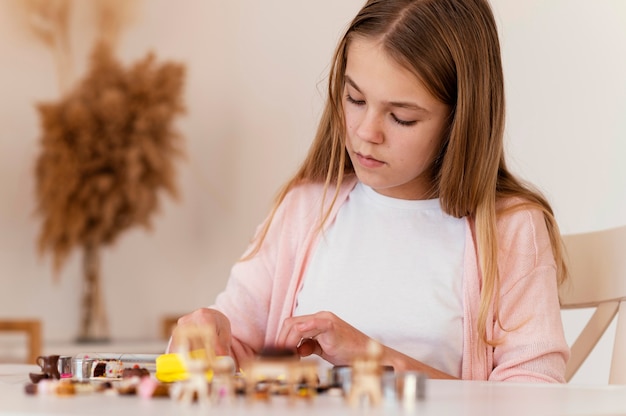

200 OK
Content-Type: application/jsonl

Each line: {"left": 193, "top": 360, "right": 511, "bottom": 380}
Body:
{"left": 488, "top": 206, "right": 569, "bottom": 382}
{"left": 209, "top": 181, "right": 336, "bottom": 366}
{"left": 210, "top": 218, "right": 278, "bottom": 365}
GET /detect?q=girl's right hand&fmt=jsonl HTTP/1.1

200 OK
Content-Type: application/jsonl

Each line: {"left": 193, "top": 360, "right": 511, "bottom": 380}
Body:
{"left": 168, "top": 308, "right": 232, "bottom": 356}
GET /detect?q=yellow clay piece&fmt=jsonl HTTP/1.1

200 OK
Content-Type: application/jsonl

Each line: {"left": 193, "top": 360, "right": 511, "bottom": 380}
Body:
{"left": 155, "top": 351, "right": 214, "bottom": 383}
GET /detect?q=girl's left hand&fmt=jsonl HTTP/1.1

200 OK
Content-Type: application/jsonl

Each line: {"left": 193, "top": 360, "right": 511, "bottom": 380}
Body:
{"left": 276, "top": 311, "right": 372, "bottom": 365}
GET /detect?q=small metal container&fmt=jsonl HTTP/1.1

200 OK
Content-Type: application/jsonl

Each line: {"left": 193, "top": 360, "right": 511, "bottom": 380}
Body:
{"left": 396, "top": 370, "right": 427, "bottom": 406}
{"left": 330, "top": 365, "right": 395, "bottom": 395}
{"left": 57, "top": 356, "right": 73, "bottom": 378}
{"left": 72, "top": 356, "right": 95, "bottom": 381}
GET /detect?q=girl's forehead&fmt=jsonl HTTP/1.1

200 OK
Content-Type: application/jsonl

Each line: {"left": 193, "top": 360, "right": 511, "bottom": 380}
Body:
{"left": 345, "top": 39, "right": 418, "bottom": 89}
{"left": 344, "top": 37, "right": 448, "bottom": 114}
{"left": 345, "top": 36, "right": 416, "bottom": 79}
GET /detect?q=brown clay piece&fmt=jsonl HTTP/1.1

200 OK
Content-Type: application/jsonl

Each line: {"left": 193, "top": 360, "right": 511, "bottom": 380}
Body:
{"left": 29, "top": 372, "right": 50, "bottom": 384}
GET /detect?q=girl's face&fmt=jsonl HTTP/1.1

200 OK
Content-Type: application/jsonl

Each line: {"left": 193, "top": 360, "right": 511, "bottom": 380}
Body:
{"left": 343, "top": 37, "right": 450, "bottom": 200}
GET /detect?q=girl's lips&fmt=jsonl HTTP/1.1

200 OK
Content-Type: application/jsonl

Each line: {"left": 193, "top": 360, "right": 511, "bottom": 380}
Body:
{"left": 355, "top": 152, "right": 385, "bottom": 169}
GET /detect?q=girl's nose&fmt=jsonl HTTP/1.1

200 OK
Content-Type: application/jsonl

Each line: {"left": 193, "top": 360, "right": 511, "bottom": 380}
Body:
{"left": 355, "top": 110, "right": 384, "bottom": 144}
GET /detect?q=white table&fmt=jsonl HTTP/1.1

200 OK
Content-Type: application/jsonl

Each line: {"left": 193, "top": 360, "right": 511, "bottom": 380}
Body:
{"left": 2, "top": 364, "right": 626, "bottom": 415}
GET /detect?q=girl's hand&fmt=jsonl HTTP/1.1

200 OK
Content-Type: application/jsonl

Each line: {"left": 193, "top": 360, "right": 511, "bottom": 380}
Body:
{"left": 277, "top": 310, "right": 457, "bottom": 380}
{"left": 168, "top": 308, "right": 232, "bottom": 356}
{"left": 276, "top": 311, "right": 372, "bottom": 365}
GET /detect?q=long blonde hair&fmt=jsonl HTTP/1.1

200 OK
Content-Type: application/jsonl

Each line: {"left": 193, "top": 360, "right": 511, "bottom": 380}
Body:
{"left": 250, "top": 0, "right": 567, "bottom": 345}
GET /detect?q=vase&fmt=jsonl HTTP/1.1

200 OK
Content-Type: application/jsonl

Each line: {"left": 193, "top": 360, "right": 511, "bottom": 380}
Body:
{"left": 76, "top": 243, "right": 110, "bottom": 343}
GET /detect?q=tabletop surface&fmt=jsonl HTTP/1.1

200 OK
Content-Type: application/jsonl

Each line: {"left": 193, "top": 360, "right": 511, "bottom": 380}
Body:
{"left": 2, "top": 364, "right": 626, "bottom": 416}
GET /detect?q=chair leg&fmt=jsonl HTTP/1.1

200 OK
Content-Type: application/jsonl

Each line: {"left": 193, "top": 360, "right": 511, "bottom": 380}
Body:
{"left": 27, "top": 321, "right": 42, "bottom": 365}
{"left": 566, "top": 302, "right": 619, "bottom": 382}
{"left": 609, "top": 301, "right": 626, "bottom": 384}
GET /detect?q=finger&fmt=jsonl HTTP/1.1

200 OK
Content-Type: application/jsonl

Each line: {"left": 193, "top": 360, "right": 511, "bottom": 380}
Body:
{"left": 296, "top": 338, "right": 322, "bottom": 357}
{"left": 214, "top": 319, "right": 232, "bottom": 356}
{"left": 276, "top": 315, "right": 310, "bottom": 347}
{"left": 278, "top": 314, "right": 331, "bottom": 349}
{"left": 178, "top": 308, "right": 215, "bottom": 326}
{"left": 277, "top": 322, "right": 305, "bottom": 349}
{"left": 304, "top": 314, "right": 333, "bottom": 332}
{"left": 173, "top": 311, "right": 225, "bottom": 352}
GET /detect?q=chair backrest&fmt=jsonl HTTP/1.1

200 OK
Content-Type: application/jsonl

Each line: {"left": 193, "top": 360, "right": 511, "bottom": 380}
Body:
{"left": 559, "top": 224, "right": 626, "bottom": 384}
{"left": 0, "top": 320, "right": 41, "bottom": 364}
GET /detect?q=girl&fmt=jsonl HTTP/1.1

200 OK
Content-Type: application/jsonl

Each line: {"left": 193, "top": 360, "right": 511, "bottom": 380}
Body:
{"left": 172, "top": 0, "right": 569, "bottom": 382}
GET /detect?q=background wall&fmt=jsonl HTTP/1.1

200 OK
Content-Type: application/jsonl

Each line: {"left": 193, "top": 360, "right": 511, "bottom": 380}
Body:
{"left": 0, "top": 0, "right": 624, "bottom": 385}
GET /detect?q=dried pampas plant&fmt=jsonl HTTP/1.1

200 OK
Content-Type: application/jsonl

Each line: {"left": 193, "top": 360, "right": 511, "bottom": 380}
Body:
{"left": 12, "top": 0, "right": 140, "bottom": 93}
{"left": 34, "top": 41, "right": 186, "bottom": 340}
{"left": 93, "top": 0, "right": 140, "bottom": 48}
{"left": 12, "top": 0, "right": 73, "bottom": 92}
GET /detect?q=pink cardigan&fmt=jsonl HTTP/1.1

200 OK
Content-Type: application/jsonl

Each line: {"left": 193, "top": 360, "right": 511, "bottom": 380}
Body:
{"left": 212, "top": 177, "right": 569, "bottom": 382}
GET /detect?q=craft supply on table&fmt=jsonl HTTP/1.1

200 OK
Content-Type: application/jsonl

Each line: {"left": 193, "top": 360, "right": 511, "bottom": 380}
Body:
{"left": 72, "top": 352, "right": 159, "bottom": 380}
{"left": 20, "top": 347, "right": 429, "bottom": 410}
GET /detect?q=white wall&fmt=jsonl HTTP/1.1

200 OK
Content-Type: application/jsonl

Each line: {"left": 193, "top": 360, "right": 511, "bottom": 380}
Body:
{"left": 493, "top": 0, "right": 626, "bottom": 385}
{"left": 0, "top": 0, "right": 624, "bottom": 384}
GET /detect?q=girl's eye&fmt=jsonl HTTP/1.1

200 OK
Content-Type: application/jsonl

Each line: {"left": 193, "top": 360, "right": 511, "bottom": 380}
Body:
{"left": 345, "top": 94, "right": 365, "bottom": 106}
{"left": 391, "top": 113, "right": 417, "bottom": 127}
{"left": 345, "top": 92, "right": 417, "bottom": 127}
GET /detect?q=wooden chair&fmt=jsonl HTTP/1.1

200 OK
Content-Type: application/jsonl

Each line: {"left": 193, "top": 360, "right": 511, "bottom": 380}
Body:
{"left": 161, "top": 315, "right": 180, "bottom": 340}
{"left": 0, "top": 319, "right": 42, "bottom": 364}
{"left": 559, "top": 225, "right": 626, "bottom": 384}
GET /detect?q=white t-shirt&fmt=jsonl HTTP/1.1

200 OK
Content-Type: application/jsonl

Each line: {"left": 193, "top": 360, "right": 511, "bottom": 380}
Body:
{"left": 294, "top": 182, "right": 465, "bottom": 377}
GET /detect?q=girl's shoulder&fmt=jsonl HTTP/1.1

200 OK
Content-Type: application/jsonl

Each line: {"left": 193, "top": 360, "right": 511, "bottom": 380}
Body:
{"left": 495, "top": 196, "right": 548, "bottom": 235}
{"left": 494, "top": 196, "right": 554, "bottom": 273}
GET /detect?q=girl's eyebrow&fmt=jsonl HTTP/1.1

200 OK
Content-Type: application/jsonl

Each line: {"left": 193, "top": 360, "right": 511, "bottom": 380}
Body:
{"left": 344, "top": 75, "right": 429, "bottom": 113}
